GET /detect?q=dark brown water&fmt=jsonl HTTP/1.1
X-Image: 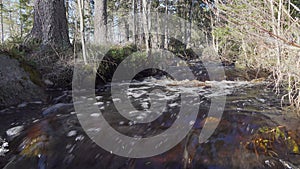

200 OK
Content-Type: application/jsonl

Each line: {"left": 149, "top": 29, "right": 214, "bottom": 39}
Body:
{"left": 0, "top": 78, "right": 299, "bottom": 169}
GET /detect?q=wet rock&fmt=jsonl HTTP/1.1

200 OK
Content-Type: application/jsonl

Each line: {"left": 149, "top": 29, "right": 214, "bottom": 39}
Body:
{"left": 0, "top": 54, "right": 45, "bottom": 107}
{"left": 42, "top": 103, "right": 74, "bottom": 116}
{"left": 44, "top": 79, "right": 54, "bottom": 86}
{"left": 17, "top": 103, "right": 28, "bottom": 108}
{"left": 52, "top": 91, "right": 73, "bottom": 104}
{"left": 6, "top": 126, "right": 24, "bottom": 140}
{"left": 2, "top": 155, "right": 39, "bottom": 169}
{"left": 29, "top": 101, "right": 43, "bottom": 105}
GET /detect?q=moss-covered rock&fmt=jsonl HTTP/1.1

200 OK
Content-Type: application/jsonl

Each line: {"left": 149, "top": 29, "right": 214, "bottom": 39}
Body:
{"left": 0, "top": 53, "right": 45, "bottom": 108}
{"left": 97, "top": 44, "right": 138, "bottom": 82}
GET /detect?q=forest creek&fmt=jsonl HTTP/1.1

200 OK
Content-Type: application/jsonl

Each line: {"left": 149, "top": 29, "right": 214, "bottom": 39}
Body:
{"left": 0, "top": 54, "right": 299, "bottom": 169}
{"left": 0, "top": 0, "right": 300, "bottom": 169}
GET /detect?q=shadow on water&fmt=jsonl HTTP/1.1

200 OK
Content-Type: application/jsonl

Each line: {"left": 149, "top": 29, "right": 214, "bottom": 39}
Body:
{"left": 0, "top": 75, "right": 299, "bottom": 169}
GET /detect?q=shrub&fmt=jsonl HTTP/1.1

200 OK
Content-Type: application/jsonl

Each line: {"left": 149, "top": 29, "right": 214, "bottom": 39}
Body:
{"left": 213, "top": 0, "right": 300, "bottom": 115}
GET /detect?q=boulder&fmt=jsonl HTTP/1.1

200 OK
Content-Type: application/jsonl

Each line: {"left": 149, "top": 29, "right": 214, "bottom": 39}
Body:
{"left": 0, "top": 54, "right": 45, "bottom": 108}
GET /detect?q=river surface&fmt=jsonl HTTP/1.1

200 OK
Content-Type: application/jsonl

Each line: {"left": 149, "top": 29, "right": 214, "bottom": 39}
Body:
{"left": 0, "top": 71, "right": 299, "bottom": 169}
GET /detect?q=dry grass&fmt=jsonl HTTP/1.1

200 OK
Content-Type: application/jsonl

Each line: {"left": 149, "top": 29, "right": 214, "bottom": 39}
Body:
{"left": 213, "top": 0, "right": 300, "bottom": 115}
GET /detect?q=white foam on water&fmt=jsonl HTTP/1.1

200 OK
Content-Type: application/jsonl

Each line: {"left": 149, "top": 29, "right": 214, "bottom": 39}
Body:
{"left": 0, "top": 138, "right": 9, "bottom": 156}
{"left": 17, "top": 102, "right": 28, "bottom": 108}
{"left": 90, "top": 113, "right": 100, "bottom": 117}
{"left": 168, "top": 103, "right": 179, "bottom": 107}
{"left": 93, "top": 102, "right": 104, "bottom": 106}
{"left": 67, "top": 130, "right": 77, "bottom": 137}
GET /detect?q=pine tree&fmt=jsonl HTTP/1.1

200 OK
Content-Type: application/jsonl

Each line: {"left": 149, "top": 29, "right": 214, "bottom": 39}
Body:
{"left": 24, "top": 0, "right": 71, "bottom": 49}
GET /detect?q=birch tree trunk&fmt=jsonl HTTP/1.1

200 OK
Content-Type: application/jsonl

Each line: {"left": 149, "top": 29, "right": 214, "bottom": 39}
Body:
{"left": 164, "top": 0, "right": 168, "bottom": 49}
{"left": 78, "top": 0, "right": 87, "bottom": 64}
{"left": 142, "top": 0, "right": 150, "bottom": 55}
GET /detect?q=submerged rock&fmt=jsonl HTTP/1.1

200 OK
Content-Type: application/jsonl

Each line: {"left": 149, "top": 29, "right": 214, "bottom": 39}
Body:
{"left": 42, "top": 103, "right": 74, "bottom": 116}
{"left": 52, "top": 91, "right": 72, "bottom": 104}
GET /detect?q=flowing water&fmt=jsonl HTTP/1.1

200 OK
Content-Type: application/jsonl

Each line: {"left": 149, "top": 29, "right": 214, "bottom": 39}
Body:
{"left": 0, "top": 71, "right": 299, "bottom": 169}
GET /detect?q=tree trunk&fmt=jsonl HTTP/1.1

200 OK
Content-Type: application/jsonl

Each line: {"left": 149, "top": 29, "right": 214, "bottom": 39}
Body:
{"left": 1, "top": 1, "right": 3, "bottom": 43}
{"left": 124, "top": 20, "right": 130, "bottom": 42}
{"left": 186, "top": 0, "right": 194, "bottom": 48}
{"left": 78, "top": 0, "right": 87, "bottom": 64}
{"left": 142, "top": 0, "right": 149, "bottom": 54}
{"left": 94, "top": 0, "right": 107, "bottom": 45}
{"left": 85, "top": 0, "right": 93, "bottom": 42}
{"left": 132, "top": 0, "right": 137, "bottom": 45}
{"left": 162, "top": 0, "right": 168, "bottom": 49}
{"left": 24, "top": 0, "right": 70, "bottom": 50}
{"left": 19, "top": 1, "right": 23, "bottom": 38}
{"left": 147, "top": 0, "right": 152, "bottom": 50}
{"left": 66, "top": 0, "right": 69, "bottom": 19}
{"left": 8, "top": 1, "right": 13, "bottom": 36}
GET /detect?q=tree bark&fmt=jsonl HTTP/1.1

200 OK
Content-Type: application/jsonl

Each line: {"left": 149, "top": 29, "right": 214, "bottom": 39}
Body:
{"left": 77, "top": 0, "right": 87, "bottom": 64}
{"left": 85, "top": 0, "right": 93, "bottom": 42}
{"left": 25, "top": 0, "right": 71, "bottom": 50}
{"left": 1, "top": 1, "right": 4, "bottom": 43}
{"left": 78, "top": 0, "right": 87, "bottom": 64}
{"left": 162, "top": 0, "right": 168, "bottom": 49}
{"left": 186, "top": 0, "right": 194, "bottom": 48}
{"left": 132, "top": 0, "right": 138, "bottom": 45}
{"left": 66, "top": 0, "right": 69, "bottom": 19}
{"left": 94, "top": 0, "right": 107, "bottom": 45}
{"left": 19, "top": 0, "right": 23, "bottom": 37}
{"left": 124, "top": 20, "right": 130, "bottom": 42}
{"left": 142, "top": 0, "right": 150, "bottom": 54}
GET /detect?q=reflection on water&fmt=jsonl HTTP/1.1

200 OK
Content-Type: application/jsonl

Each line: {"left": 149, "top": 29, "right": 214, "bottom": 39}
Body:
{"left": 0, "top": 77, "right": 299, "bottom": 169}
